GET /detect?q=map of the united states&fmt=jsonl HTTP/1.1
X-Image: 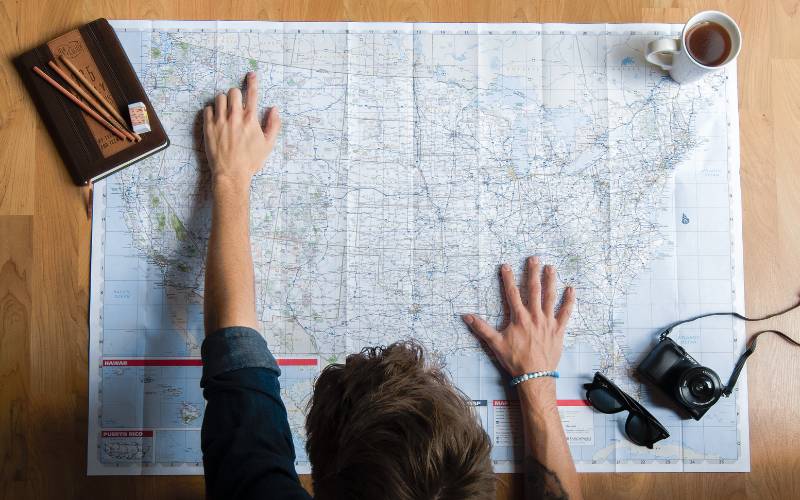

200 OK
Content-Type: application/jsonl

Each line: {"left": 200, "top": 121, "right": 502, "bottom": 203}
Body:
{"left": 90, "top": 22, "right": 746, "bottom": 474}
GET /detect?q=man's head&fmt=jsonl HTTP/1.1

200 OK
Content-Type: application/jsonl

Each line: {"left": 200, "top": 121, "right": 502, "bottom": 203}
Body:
{"left": 306, "top": 341, "right": 495, "bottom": 500}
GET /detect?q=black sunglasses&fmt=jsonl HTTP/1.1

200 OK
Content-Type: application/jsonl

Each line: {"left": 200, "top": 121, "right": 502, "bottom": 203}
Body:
{"left": 584, "top": 372, "right": 669, "bottom": 449}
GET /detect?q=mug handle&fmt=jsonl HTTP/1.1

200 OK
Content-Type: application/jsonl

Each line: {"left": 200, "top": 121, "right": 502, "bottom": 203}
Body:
{"left": 646, "top": 38, "right": 680, "bottom": 71}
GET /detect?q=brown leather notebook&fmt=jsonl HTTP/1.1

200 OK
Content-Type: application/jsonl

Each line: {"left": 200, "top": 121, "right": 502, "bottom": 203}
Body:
{"left": 15, "top": 18, "right": 169, "bottom": 185}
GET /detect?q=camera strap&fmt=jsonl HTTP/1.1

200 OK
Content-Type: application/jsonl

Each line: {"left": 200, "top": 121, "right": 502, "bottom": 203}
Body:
{"left": 658, "top": 298, "right": 800, "bottom": 397}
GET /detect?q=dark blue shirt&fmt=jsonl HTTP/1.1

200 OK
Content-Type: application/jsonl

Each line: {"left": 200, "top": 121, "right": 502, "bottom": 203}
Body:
{"left": 201, "top": 327, "right": 312, "bottom": 500}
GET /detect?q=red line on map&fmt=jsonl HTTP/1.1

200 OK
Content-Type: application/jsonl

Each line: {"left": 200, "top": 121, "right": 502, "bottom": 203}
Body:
{"left": 557, "top": 399, "right": 591, "bottom": 406}
{"left": 493, "top": 399, "right": 590, "bottom": 407}
{"left": 277, "top": 358, "right": 318, "bottom": 366}
{"left": 102, "top": 358, "right": 318, "bottom": 367}
{"left": 102, "top": 359, "right": 202, "bottom": 367}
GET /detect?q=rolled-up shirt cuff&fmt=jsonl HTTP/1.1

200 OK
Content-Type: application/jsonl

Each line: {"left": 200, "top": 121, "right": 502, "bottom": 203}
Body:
{"left": 201, "top": 326, "right": 280, "bottom": 386}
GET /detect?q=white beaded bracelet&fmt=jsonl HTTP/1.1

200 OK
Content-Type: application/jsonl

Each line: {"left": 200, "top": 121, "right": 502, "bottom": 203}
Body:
{"left": 509, "top": 370, "right": 559, "bottom": 387}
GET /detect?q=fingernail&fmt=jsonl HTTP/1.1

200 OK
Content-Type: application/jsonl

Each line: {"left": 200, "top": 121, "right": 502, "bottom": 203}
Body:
{"left": 567, "top": 286, "right": 575, "bottom": 295}
{"left": 247, "top": 71, "right": 255, "bottom": 78}
{"left": 501, "top": 264, "right": 510, "bottom": 271}
{"left": 529, "top": 256, "right": 539, "bottom": 265}
{"left": 462, "top": 314, "right": 474, "bottom": 325}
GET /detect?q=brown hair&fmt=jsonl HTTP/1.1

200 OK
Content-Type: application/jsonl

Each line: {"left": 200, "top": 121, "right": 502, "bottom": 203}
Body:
{"left": 306, "top": 341, "right": 495, "bottom": 500}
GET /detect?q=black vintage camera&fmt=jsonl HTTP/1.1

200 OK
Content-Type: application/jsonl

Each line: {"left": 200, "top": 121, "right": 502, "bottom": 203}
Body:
{"left": 636, "top": 299, "right": 800, "bottom": 421}
{"left": 637, "top": 337, "right": 723, "bottom": 420}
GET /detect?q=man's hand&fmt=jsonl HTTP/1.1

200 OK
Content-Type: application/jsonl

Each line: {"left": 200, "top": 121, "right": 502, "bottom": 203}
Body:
{"left": 203, "top": 71, "right": 281, "bottom": 189}
{"left": 462, "top": 256, "right": 575, "bottom": 378}
{"left": 464, "top": 257, "right": 583, "bottom": 500}
{"left": 203, "top": 73, "right": 280, "bottom": 334}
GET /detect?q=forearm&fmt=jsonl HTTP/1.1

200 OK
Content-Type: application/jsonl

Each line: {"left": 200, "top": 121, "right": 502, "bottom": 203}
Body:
{"left": 518, "top": 379, "right": 583, "bottom": 500}
{"left": 204, "top": 177, "right": 258, "bottom": 334}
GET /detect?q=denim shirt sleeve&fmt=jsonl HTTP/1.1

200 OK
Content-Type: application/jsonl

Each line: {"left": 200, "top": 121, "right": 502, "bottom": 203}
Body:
{"left": 200, "top": 326, "right": 311, "bottom": 500}
{"left": 201, "top": 326, "right": 281, "bottom": 383}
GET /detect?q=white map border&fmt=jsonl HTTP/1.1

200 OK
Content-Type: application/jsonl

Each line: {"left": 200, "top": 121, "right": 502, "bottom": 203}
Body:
{"left": 87, "top": 20, "right": 748, "bottom": 475}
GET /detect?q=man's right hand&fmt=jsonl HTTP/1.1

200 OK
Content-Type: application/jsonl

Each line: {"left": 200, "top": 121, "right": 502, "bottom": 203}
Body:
{"left": 203, "top": 72, "right": 281, "bottom": 190}
{"left": 462, "top": 256, "right": 575, "bottom": 379}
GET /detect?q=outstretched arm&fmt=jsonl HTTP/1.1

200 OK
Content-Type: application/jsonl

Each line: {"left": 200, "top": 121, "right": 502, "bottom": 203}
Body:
{"left": 463, "top": 257, "right": 582, "bottom": 500}
{"left": 203, "top": 72, "right": 281, "bottom": 335}
{"left": 200, "top": 73, "right": 310, "bottom": 499}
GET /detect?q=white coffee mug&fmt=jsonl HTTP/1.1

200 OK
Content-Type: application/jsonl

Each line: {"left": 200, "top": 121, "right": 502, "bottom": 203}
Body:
{"left": 646, "top": 11, "right": 742, "bottom": 84}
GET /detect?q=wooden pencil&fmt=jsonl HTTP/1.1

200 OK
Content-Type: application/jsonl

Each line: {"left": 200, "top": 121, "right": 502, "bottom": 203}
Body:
{"left": 32, "top": 66, "right": 128, "bottom": 141}
{"left": 58, "top": 56, "right": 143, "bottom": 142}
{"left": 59, "top": 56, "right": 130, "bottom": 127}
{"left": 47, "top": 60, "right": 136, "bottom": 142}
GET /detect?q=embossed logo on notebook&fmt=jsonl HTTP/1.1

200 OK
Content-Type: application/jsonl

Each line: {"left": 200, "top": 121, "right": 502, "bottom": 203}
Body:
{"left": 55, "top": 40, "right": 83, "bottom": 59}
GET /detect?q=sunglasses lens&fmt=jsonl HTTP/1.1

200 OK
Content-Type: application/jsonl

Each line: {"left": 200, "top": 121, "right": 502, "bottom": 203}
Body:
{"left": 626, "top": 413, "right": 666, "bottom": 446}
{"left": 587, "top": 387, "right": 625, "bottom": 413}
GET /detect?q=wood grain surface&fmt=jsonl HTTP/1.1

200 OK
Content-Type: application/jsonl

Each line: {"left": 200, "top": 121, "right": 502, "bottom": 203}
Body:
{"left": 1, "top": 1, "right": 799, "bottom": 499}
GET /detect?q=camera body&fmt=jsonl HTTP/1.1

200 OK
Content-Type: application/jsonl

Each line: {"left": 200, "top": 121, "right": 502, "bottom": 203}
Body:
{"left": 637, "top": 337, "right": 722, "bottom": 420}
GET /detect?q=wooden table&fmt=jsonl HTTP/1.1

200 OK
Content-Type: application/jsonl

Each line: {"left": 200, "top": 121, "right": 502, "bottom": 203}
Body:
{"left": 2, "top": 1, "right": 799, "bottom": 498}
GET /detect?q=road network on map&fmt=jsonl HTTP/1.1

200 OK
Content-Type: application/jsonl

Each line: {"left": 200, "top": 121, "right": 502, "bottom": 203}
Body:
{"left": 93, "top": 22, "right": 744, "bottom": 473}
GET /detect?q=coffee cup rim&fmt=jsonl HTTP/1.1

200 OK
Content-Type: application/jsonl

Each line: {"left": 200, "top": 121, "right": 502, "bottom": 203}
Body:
{"left": 680, "top": 10, "right": 742, "bottom": 70}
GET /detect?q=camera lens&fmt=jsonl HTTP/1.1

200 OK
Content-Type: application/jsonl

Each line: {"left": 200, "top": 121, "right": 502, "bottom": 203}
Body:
{"left": 677, "top": 366, "right": 722, "bottom": 407}
{"left": 689, "top": 375, "right": 715, "bottom": 399}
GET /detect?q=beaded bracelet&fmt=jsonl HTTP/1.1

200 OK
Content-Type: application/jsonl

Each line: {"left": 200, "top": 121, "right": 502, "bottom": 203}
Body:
{"left": 509, "top": 370, "right": 559, "bottom": 387}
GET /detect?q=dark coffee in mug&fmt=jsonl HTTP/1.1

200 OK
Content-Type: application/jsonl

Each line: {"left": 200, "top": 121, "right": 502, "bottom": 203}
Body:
{"left": 685, "top": 21, "right": 732, "bottom": 67}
